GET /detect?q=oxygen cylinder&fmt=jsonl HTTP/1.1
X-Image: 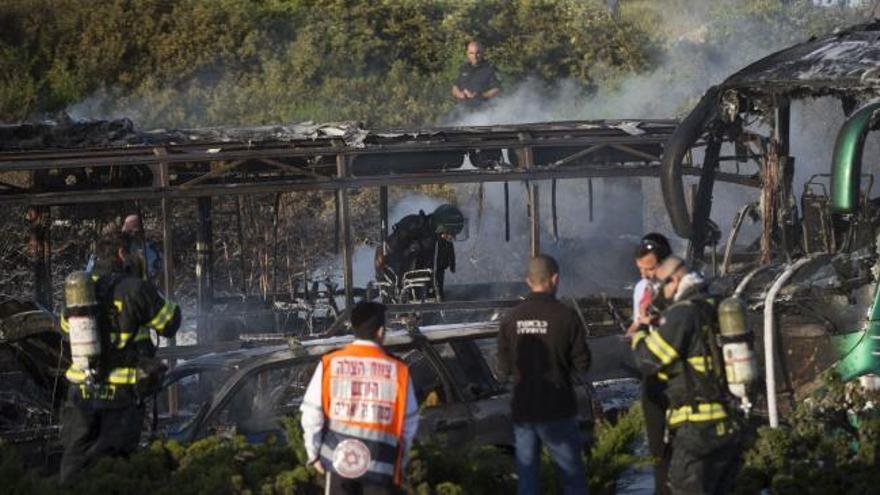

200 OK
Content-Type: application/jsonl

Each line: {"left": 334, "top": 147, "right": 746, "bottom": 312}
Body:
{"left": 64, "top": 271, "right": 101, "bottom": 375}
{"left": 717, "top": 296, "right": 756, "bottom": 404}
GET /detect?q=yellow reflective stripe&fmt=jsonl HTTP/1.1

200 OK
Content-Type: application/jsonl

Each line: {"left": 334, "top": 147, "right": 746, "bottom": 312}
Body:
{"left": 60, "top": 316, "right": 70, "bottom": 333}
{"left": 66, "top": 366, "right": 86, "bottom": 382}
{"left": 66, "top": 366, "right": 139, "bottom": 384}
{"left": 668, "top": 402, "right": 727, "bottom": 426}
{"left": 107, "top": 368, "right": 138, "bottom": 385}
{"left": 657, "top": 372, "right": 669, "bottom": 381}
{"left": 111, "top": 330, "right": 150, "bottom": 347}
{"left": 687, "top": 356, "right": 712, "bottom": 373}
{"left": 113, "top": 300, "right": 123, "bottom": 313}
{"left": 147, "top": 302, "right": 177, "bottom": 332}
{"left": 631, "top": 330, "right": 647, "bottom": 350}
{"left": 645, "top": 330, "right": 678, "bottom": 365}
{"left": 113, "top": 332, "right": 133, "bottom": 349}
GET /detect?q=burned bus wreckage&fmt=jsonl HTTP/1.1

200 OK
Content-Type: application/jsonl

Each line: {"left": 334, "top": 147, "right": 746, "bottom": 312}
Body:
{"left": 662, "top": 20, "right": 880, "bottom": 425}
{"left": 2, "top": 116, "right": 742, "bottom": 461}
{"left": 1, "top": 19, "right": 879, "bottom": 469}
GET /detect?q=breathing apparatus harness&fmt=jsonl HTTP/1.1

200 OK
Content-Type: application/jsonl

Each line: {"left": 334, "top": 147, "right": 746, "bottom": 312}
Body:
{"left": 64, "top": 270, "right": 166, "bottom": 402}
{"left": 676, "top": 293, "right": 757, "bottom": 427}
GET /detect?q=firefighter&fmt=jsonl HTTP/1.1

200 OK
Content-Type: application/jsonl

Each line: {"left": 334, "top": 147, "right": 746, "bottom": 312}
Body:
{"left": 59, "top": 231, "right": 181, "bottom": 484}
{"left": 375, "top": 204, "right": 464, "bottom": 301}
{"left": 630, "top": 256, "right": 741, "bottom": 494}
{"left": 300, "top": 302, "right": 419, "bottom": 494}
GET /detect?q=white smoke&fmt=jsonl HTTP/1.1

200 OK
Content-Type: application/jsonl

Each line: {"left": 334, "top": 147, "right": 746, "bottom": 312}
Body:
{"left": 441, "top": 4, "right": 874, "bottom": 277}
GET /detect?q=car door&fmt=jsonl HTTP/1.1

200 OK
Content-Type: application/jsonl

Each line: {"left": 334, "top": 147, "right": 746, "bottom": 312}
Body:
{"left": 398, "top": 346, "right": 473, "bottom": 448}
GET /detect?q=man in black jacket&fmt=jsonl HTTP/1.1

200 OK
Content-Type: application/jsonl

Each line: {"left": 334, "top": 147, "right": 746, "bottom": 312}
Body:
{"left": 631, "top": 256, "right": 741, "bottom": 494}
{"left": 59, "top": 232, "right": 181, "bottom": 484}
{"left": 451, "top": 40, "right": 500, "bottom": 109}
{"left": 498, "top": 254, "right": 590, "bottom": 495}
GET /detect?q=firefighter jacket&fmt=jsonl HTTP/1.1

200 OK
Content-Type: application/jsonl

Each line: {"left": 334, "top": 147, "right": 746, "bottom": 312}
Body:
{"left": 60, "top": 268, "right": 181, "bottom": 399}
{"left": 300, "top": 340, "right": 419, "bottom": 486}
{"left": 631, "top": 274, "right": 729, "bottom": 429}
{"left": 380, "top": 212, "right": 455, "bottom": 278}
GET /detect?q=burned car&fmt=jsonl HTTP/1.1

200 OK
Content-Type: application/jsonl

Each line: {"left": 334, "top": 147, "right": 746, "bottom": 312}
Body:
{"left": 0, "top": 299, "right": 68, "bottom": 465}
{"left": 155, "top": 315, "right": 634, "bottom": 449}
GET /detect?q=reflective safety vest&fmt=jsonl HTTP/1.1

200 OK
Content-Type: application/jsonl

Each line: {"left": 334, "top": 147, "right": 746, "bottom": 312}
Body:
{"left": 319, "top": 343, "right": 409, "bottom": 486}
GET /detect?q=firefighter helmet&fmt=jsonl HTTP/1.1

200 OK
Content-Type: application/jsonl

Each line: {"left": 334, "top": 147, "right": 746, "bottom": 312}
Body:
{"left": 430, "top": 204, "right": 465, "bottom": 236}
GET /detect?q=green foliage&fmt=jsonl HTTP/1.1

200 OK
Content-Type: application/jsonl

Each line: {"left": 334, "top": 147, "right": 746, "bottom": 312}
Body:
{"left": 406, "top": 402, "right": 646, "bottom": 494}
{"left": 4, "top": 402, "right": 649, "bottom": 493}
{"left": 0, "top": 0, "right": 649, "bottom": 126}
{"left": 2, "top": 0, "right": 871, "bottom": 126}
{"left": 588, "top": 402, "right": 648, "bottom": 494}
{"left": 735, "top": 372, "right": 880, "bottom": 494}
{"left": 405, "top": 439, "right": 516, "bottom": 493}
{"left": 0, "top": 442, "right": 62, "bottom": 495}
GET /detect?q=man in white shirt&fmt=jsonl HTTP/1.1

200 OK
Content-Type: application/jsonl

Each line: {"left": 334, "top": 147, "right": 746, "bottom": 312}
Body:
{"left": 628, "top": 233, "right": 672, "bottom": 495}
{"left": 300, "top": 302, "right": 419, "bottom": 494}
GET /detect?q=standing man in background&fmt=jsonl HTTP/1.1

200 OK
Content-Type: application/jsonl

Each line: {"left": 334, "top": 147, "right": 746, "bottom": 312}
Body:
{"left": 627, "top": 233, "right": 673, "bottom": 495}
{"left": 121, "top": 214, "right": 163, "bottom": 282}
{"left": 451, "top": 40, "right": 500, "bottom": 109}
{"left": 300, "top": 302, "right": 419, "bottom": 494}
{"left": 498, "top": 255, "right": 591, "bottom": 495}
{"left": 85, "top": 214, "right": 163, "bottom": 283}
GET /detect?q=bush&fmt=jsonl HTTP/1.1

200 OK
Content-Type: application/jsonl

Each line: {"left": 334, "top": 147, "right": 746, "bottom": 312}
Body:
{"left": 0, "top": 0, "right": 649, "bottom": 126}
{"left": 735, "top": 372, "right": 880, "bottom": 494}
{"left": 4, "top": 402, "right": 649, "bottom": 493}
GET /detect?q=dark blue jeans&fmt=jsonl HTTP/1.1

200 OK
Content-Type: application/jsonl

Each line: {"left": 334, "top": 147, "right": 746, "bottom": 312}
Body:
{"left": 514, "top": 417, "right": 588, "bottom": 495}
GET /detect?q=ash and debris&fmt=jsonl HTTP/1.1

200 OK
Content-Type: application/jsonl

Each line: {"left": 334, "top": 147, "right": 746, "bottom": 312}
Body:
{"left": 722, "top": 20, "right": 880, "bottom": 95}
{"left": 0, "top": 116, "right": 664, "bottom": 152}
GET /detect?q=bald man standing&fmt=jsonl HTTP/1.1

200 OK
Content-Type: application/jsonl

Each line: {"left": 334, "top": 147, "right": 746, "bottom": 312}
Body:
{"left": 452, "top": 40, "right": 500, "bottom": 109}
{"left": 498, "top": 255, "right": 591, "bottom": 495}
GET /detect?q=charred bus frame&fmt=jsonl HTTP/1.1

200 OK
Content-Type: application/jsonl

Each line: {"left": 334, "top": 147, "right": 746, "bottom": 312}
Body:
{"left": 0, "top": 119, "right": 761, "bottom": 342}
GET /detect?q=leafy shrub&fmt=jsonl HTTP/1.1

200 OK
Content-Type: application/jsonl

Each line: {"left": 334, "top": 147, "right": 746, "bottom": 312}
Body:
{"left": 735, "top": 372, "right": 880, "bottom": 494}
{"left": 4, "top": 403, "right": 648, "bottom": 493}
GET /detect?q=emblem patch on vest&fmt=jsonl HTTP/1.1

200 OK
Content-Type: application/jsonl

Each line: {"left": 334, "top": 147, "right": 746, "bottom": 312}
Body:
{"left": 333, "top": 438, "right": 371, "bottom": 478}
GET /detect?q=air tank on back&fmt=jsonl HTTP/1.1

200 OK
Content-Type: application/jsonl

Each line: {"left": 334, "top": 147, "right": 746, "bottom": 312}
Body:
{"left": 64, "top": 271, "right": 101, "bottom": 381}
{"left": 717, "top": 296, "right": 757, "bottom": 412}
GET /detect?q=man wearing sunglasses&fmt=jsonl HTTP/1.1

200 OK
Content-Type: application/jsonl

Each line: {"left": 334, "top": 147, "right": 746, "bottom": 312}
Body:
{"left": 631, "top": 256, "right": 741, "bottom": 494}
{"left": 627, "top": 233, "right": 672, "bottom": 495}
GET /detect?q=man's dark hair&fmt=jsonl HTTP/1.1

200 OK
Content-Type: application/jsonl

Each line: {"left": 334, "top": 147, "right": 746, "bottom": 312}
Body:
{"left": 635, "top": 232, "right": 671, "bottom": 261}
{"left": 351, "top": 302, "right": 387, "bottom": 340}
{"left": 95, "top": 231, "right": 131, "bottom": 263}
{"left": 527, "top": 254, "right": 559, "bottom": 285}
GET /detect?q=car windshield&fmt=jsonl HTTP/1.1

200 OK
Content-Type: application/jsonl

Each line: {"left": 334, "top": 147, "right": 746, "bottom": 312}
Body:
{"left": 436, "top": 339, "right": 502, "bottom": 399}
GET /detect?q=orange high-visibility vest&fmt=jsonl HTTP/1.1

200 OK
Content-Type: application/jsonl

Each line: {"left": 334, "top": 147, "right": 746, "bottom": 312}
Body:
{"left": 320, "top": 343, "right": 410, "bottom": 485}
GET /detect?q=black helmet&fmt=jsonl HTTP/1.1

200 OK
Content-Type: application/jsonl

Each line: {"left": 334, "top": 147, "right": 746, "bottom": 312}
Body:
{"left": 430, "top": 204, "right": 465, "bottom": 236}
